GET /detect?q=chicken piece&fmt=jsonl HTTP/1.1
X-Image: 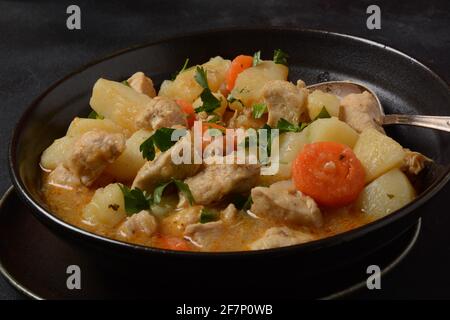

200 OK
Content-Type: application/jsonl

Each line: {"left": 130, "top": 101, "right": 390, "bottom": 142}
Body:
{"left": 250, "top": 227, "right": 314, "bottom": 250}
{"left": 402, "top": 149, "right": 432, "bottom": 175}
{"left": 132, "top": 134, "right": 202, "bottom": 192}
{"left": 47, "top": 164, "right": 82, "bottom": 188}
{"left": 340, "top": 91, "right": 385, "bottom": 133}
{"left": 184, "top": 221, "right": 224, "bottom": 248}
{"left": 220, "top": 203, "right": 238, "bottom": 224}
{"left": 184, "top": 160, "right": 260, "bottom": 205}
{"left": 65, "top": 130, "right": 126, "bottom": 186}
{"left": 262, "top": 80, "right": 308, "bottom": 127}
{"left": 135, "top": 96, "right": 186, "bottom": 130}
{"left": 161, "top": 205, "right": 203, "bottom": 236}
{"left": 127, "top": 72, "right": 157, "bottom": 97}
{"left": 228, "top": 108, "right": 266, "bottom": 129}
{"left": 250, "top": 180, "right": 323, "bottom": 227}
{"left": 118, "top": 210, "right": 157, "bottom": 238}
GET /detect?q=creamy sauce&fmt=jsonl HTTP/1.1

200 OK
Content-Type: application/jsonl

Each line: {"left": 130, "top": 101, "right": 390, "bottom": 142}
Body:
{"left": 41, "top": 171, "right": 373, "bottom": 252}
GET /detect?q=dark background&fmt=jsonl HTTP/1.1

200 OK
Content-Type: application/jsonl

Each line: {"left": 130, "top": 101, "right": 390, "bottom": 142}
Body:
{"left": 0, "top": 0, "right": 449, "bottom": 299}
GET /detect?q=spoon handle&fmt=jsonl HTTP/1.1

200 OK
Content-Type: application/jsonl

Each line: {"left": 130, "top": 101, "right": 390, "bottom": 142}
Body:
{"left": 383, "top": 114, "right": 450, "bottom": 132}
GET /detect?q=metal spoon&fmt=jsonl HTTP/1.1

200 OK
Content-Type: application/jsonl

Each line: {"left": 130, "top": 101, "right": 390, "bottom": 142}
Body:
{"left": 307, "top": 80, "right": 450, "bottom": 132}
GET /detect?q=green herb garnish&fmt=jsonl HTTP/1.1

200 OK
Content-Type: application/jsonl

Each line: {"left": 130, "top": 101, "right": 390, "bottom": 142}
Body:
{"left": 194, "top": 66, "right": 221, "bottom": 114}
{"left": 153, "top": 178, "right": 195, "bottom": 206}
{"left": 276, "top": 118, "right": 304, "bottom": 133}
{"left": 252, "top": 103, "right": 267, "bottom": 119}
{"left": 119, "top": 184, "right": 152, "bottom": 215}
{"left": 195, "top": 89, "right": 221, "bottom": 113}
{"left": 252, "top": 51, "right": 261, "bottom": 66}
{"left": 88, "top": 110, "right": 104, "bottom": 119}
{"left": 139, "top": 127, "right": 179, "bottom": 161}
{"left": 122, "top": 80, "right": 130, "bottom": 87}
{"left": 200, "top": 208, "right": 218, "bottom": 223}
{"left": 273, "top": 49, "right": 289, "bottom": 66}
{"left": 173, "top": 58, "right": 190, "bottom": 80}
{"left": 314, "top": 106, "right": 331, "bottom": 120}
{"left": 194, "top": 66, "right": 209, "bottom": 89}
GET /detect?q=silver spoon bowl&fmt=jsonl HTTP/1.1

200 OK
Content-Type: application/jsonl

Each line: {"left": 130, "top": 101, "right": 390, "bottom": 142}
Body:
{"left": 307, "top": 80, "right": 450, "bottom": 132}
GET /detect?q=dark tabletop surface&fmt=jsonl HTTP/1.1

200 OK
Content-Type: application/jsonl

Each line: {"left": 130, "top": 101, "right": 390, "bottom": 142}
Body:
{"left": 0, "top": 0, "right": 449, "bottom": 300}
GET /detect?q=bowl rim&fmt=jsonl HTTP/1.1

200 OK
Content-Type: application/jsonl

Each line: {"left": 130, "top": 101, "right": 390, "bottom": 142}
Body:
{"left": 8, "top": 27, "right": 450, "bottom": 258}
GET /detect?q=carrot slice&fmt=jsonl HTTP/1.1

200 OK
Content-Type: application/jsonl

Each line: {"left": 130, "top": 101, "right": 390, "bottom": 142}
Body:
{"left": 176, "top": 99, "right": 195, "bottom": 128}
{"left": 292, "top": 142, "right": 365, "bottom": 207}
{"left": 226, "top": 55, "right": 253, "bottom": 91}
{"left": 156, "top": 235, "right": 191, "bottom": 251}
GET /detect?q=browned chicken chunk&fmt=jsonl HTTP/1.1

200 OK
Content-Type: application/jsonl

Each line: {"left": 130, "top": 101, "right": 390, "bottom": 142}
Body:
{"left": 250, "top": 226, "right": 314, "bottom": 250}
{"left": 65, "top": 130, "right": 125, "bottom": 186}
{"left": 184, "top": 160, "right": 260, "bottom": 205}
{"left": 136, "top": 96, "right": 186, "bottom": 130}
{"left": 118, "top": 210, "right": 157, "bottom": 238}
{"left": 132, "top": 135, "right": 202, "bottom": 192}
{"left": 402, "top": 149, "right": 432, "bottom": 175}
{"left": 340, "top": 91, "right": 385, "bottom": 133}
{"left": 250, "top": 180, "right": 323, "bottom": 227}
{"left": 127, "top": 72, "right": 157, "bottom": 97}
{"left": 262, "top": 80, "right": 308, "bottom": 127}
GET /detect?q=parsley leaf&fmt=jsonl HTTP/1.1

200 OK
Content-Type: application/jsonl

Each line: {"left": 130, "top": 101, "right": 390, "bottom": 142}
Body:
{"left": 231, "top": 194, "right": 253, "bottom": 211}
{"left": 194, "top": 66, "right": 209, "bottom": 89}
{"left": 153, "top": 180, "right": 173, "bottom": 205}
{"left": 88, "top": 110, "right": 104, "bottom": 119}
{"left": 119, "top": 184, "right": 152, "bottom": 215}
{"left": 152, "top": 178, "right": 195, "bottom": 206}
{"left": 273, "top": 49, "right": 289, "bottom": 66}
{"left": 122, "top": 80, "right": 130, "bottom": 87}
{"left": 172, "top": 58, "right": 190, "bottom": 80}
{"left": 193, "top": 66, "right": 221, "bottom": 114}
{"left": 195, "top": 88, "right": 221, "bottom": 113}
{"left": 314, "top": 106, "right": 331, "bottom": 120}
{"left": 276, "top": 118, "right": 303, "bottom": 133}
{"left": 173, "top": 179, "right": 195, "bottom": 205}
{"left": 139, "top": 127, "right": 178, "bottom": 161}
{"left": 200, "top": 208, "right": 218, "bottom": 223}
{"left": 252, "top": 103, "right": 267, "bottom": 119}
{"left": 252, "top": 51, "right": 261, "bottom": 66}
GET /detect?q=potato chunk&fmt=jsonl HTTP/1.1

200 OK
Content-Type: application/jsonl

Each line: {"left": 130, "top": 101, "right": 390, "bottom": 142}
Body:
{"left": 105, "top": 129, "right": 153, "bottom": 181}
{"left": 353, "top": 128, "right": 405, "bottom": 183}
{"left": 89, "top": 78, "right": 152, "bottom": 134}
{"left": 82, "top": 183, "right": 127, "bottom": 227}
{"left": 229, "top": 61, "right": 288, "bottom": 109}
{"left": 159, "top": 56, "right": 231, "bottom": 103}
{"left": 40, "top": 136, "right": 76, "bottom": 170}
{"left": 66, "top": 118, "right": 125, "bottom": 137}
{"left": 307, "top": 89, "right": 340, "bottom": 120}
{"left": 260, "top": 132, "right": 308, "bottom": 185}
{"left": 357, "top": 168, "right": 415, "bottom": 218}
{"left": 304, "top": 117, "right": 359, "bottom": 148}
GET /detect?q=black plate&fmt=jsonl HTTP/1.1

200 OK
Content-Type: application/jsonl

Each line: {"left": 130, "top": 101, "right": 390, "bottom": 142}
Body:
{"left": 8, "top": 28, "right": 450, "bottom": 263}
{"left": 0, "top": 187, "right": 421, "bottom": 299}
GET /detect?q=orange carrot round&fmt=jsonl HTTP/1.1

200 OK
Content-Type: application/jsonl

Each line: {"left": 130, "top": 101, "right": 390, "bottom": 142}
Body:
{"left": 292, "top": 142, "right": 365, "bottom": 207}
{"left": 156, "top": 235, "right": 191, "bottom": 251}
{"left": 176, "top": 99, "right": 195, "bottom": 128}
{"left": 226, "top": 55, "right": 253, "bottom": 91}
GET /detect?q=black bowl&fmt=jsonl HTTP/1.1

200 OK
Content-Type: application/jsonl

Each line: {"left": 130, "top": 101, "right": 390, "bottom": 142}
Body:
{"left": 8, "top": 28, "right": 450, "bottom": 267}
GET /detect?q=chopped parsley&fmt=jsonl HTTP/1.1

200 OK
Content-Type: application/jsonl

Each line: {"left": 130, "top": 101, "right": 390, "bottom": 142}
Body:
{"left": 139, "top": 127, "right": 180, "bottom": 161}
{"left": 314, "top": 106, "right": 331, "bottom": 120}
{"left": 194, "top": 66, "right": 221, "bottom": 114}
{"left": 122, "top": 80, "right": 130, "bottom": 87}
{"left": 252, "top": 51, "right": 261, "bottom": 66}
{"left": 252, "top": 103, "right": 267, "bottom": 119}
{"left": 172, "top": 58, "right": 190, "bottom": 80}
{"left": 87, "top": 110, "right": 104, "bottom": 119}
{"left": 119, "top": 184, "right": 152, "bottom": 215}
{"left": 153, "top": 179, "right": 195, "bottom": 206}
{"left": 199, "top": 208, "right": 218, "bottom": 224}
{"left": 273, "top": 49, "right": 289, "bottom": 66}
